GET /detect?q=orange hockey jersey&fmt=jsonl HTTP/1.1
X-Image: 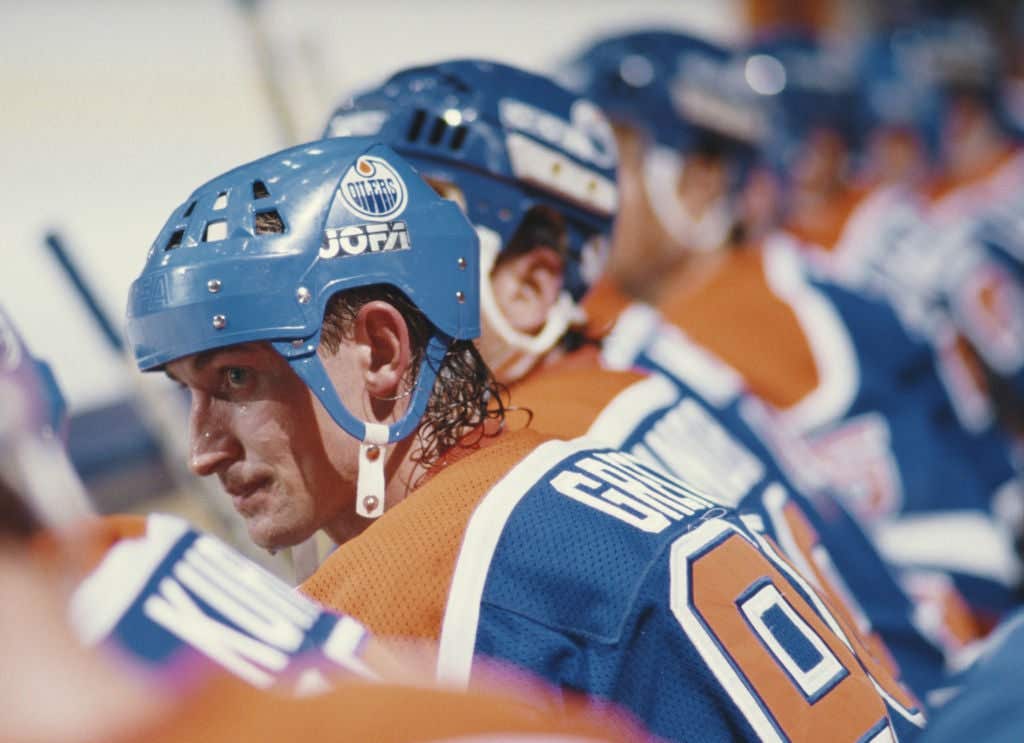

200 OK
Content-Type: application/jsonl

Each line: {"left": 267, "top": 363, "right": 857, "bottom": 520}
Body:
{"left": 657, "top": 201, "right": 1022, "bottom": 629}
{"left": 300, "top": 425, "right": 927, "bottom": 741}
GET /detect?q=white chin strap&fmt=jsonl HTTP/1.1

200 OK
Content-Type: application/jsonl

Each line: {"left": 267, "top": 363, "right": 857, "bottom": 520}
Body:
{"left": 477, "top": 226, "right": 585, "bottom": 384}
{"left": 643, "top": 145, "right": 731, "bottom": 253}
{"left": 291, "top": 420, "right": 390, "bottom": 583}
{"left": 356, "top": 422, "right": 390, "bottom": 519}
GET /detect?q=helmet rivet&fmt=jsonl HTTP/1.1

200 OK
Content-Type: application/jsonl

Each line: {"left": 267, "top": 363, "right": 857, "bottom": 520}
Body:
{"left": 207, "top": 279, "right": 222, "bottom": 293}
{"left": 212, "top": 314, "right": 227, "bottom": 330}
{"left": 365, "top": 444, "right": 381, "bottom": 462}
{"left": 296, "top": 286, "right": 312, "bottom": 304}
{"left": 455, "top": 291, "right": 465, "bottom": 303}
{"left": 362, "top": 495, "right": 380, "bottom": 512}
{"left": 457, "top": 257, "right": 467, "bottom": 270}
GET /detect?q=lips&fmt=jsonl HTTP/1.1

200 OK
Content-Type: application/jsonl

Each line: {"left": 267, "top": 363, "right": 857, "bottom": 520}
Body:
{"left": 222, "top": 475, "right": 272, "bottom": 514}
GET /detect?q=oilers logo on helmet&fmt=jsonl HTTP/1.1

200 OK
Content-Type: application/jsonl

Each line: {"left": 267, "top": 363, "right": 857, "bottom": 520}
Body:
{"left": 340, "top": 156, "right": 408, "bottom": 221}
{"left": 320, "top": 221, "right": 411, "bottom": 259}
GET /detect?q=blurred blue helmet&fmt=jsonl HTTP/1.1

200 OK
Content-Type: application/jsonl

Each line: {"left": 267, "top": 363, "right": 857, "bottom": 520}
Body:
{"left": 563, "top": 30, "right": 767, "bottom": 165}
{"left": 324, "top": 59, "right": 618, "bottom": 303}
{"left": 0, "top": 308, "right": 91, "bottom": 527}
{"left": 126, "top": 137, "right": 479, "bottom": 461}
{"left": 563, "top": 31, "right": 768, "bottom": 252}
{"left": 855, "top": 18, "right": 1013, "bottom": 157}
{"left": 743, "top": 33, "right": 860, "bottom": 174}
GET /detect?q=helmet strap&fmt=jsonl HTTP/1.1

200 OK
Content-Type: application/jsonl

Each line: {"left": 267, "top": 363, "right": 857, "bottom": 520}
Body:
{"left": 477, "top": 226, "right": 584, "bottom": 383}
{"left": 355, "top": 423, "right": 389, "bottom": 518}
{"left": 277, "top": 331, "right": 452, "bottom": 522}
{"left": 643, "top": 145, "right": 731, "bottom": 253}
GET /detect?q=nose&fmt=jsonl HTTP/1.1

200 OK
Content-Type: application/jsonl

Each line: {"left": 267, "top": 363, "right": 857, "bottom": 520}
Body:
{"left": 188, "top": 391, "right": 242, "bottom": 477}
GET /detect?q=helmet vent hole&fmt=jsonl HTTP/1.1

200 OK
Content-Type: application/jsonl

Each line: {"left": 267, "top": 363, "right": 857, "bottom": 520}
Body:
{"left": 428, "top": 117, "right": 447, "bottom": 145}
{"left": 203, "top": 220, "right": 228, "bottom": 242}
{"left": 252, "top": 180, "right": 271, "bottom": 199}
{"left": 183, "top": 200, "right": 197, "bottom": 217}
{"left": 212, "top": 191, "right": 228, "bottom": 211}
{"left": 165, "top": 229, "right": 184, "bottom": 251}
{"left": 407, "top": 109, "right": 427, "bottom": 142}
{"left": 450, "top": 125, "right": 468, "bottom": 151}
{"left": 254, "top": 210, "right": 285, "bottom": 235}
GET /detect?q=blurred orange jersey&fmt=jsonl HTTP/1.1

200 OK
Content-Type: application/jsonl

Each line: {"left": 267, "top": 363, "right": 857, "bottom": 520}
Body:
{"left": 74, "top": 673, "right": 642, "bottom": 743}
{"left": 658, "top": 240, "right": 824, "bottom": 413}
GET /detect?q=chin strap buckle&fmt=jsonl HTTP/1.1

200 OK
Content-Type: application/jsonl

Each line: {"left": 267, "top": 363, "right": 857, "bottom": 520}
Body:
{"left": 356, "top": 422, "right": 389, "bottom": 519}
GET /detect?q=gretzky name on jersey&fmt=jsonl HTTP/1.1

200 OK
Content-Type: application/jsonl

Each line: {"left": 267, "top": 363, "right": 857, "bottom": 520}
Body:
{"left": 550, "top": 449, "right": 726, "bottom": 533}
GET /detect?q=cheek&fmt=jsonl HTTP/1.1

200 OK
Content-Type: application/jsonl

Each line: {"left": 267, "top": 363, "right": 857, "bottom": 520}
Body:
{"left": 233, "top": 404, "right": 291, "bottom": 452}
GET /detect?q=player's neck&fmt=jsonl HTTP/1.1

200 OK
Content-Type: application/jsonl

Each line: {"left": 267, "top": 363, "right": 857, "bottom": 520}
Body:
{"left": 321, "top": 426, "right": 436, "bottom": 545}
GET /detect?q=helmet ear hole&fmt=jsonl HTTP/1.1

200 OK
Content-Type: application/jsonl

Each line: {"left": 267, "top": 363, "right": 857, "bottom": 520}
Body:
{"left": 252, "top": 180, "right": 271, "bottom": 199}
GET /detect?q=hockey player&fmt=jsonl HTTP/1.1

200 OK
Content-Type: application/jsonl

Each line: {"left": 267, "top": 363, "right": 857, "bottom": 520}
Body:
{"left": 863, "top": 17, "right": 1024, "bottom": 435}
{"left": 126, "top": 134, "right": 926, "bottom": 739}
{"left": 0, "top": 309, "right": 644, "bottom": 743}
{"left": 555, "top": 31, "right": 764, "bottom": 303}
{"left": 325, "top": 56, "right": 946, "bottom": 699}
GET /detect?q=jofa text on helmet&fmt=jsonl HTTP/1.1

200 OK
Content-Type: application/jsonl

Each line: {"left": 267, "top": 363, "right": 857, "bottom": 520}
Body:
{"left": 320, "top": 221, "right": 411, "bottom": 259}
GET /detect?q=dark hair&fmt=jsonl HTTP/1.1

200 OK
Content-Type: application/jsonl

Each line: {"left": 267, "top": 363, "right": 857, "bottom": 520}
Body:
{"left": 0, "top": 475, "right": 42, "bottom": 542}
{"left": 502, "top": 205, "right": 569, "bottom": 262}
{"left": 318, "top": 285, "right": 507, "bottom": 470}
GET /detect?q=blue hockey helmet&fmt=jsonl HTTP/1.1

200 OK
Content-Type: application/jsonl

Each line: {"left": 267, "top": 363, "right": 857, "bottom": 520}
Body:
{"left": 0, "top": 308, "right": 92, "bottom": 528}
{"left": 743, "top": 33, "right": 860, "bottom": 174}
{"left": 125, "top": 137, "right": 479, "bottom": 464}
{"left": 324, "top": 59, "right": 618, "bottom": 302}
{"left": 855, "top": 18, "right": 1013, "bottom": 158}
{"left": 563, "top": 30, "right": 767, "bottom": 165}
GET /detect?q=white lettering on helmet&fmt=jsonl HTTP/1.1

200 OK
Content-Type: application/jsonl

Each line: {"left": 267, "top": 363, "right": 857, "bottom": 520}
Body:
{"left": 320, "top": 221, "right": 411, "bottom": 259}
{"left": 498, "top": 97, "right": 617, "bottom": 170}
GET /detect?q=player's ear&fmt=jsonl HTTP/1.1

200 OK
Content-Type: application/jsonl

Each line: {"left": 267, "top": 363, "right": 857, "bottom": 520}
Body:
{"left": 353, "top": 300, "right": 412, "bottom": 399}
{"left": 490, "top": 246, "right": 565, "bottom": 335}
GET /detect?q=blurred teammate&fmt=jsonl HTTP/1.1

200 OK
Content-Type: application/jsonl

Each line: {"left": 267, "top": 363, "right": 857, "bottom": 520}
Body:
{"left": 126, "top": 134, "right": 926, "bottom": 740}
{"left": 627, "top": 31, "right": 1022, "bottom": 631}
{"left": 860, "top": 16, "right": 1024, "bottom": 437}
{"left": 326, "top": 55, "right": 945, "bottom": 700}
{"left": 563, "top": 28, "right": 1003, "bottom": 648}
{"left": 917, "top": 610, "right": 1024, "bottom": 742}
{"left": 557, "top": 31, "right": 763, "bottom": 303}
{"left": 0, "top": 309, "right": 643, "bottom": 743}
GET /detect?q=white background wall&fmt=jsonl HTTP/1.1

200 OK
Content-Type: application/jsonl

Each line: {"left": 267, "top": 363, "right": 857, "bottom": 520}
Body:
{"left": 1, "top": 0, "right": 739, "bottom": 412}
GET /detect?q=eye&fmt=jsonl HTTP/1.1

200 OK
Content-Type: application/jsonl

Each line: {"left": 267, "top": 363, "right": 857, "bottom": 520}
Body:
{"left": 225, "top": 367, "right": 250, "bottom": 388}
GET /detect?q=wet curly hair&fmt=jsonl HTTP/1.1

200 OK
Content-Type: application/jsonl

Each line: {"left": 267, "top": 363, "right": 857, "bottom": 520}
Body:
{"left": 318, "top": 284, "right": 507, "bottom": 470}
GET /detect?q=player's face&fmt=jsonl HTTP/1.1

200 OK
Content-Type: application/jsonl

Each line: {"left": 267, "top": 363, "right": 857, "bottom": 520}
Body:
{"left": 607, "top": 124, "right": 680, "bottom": 299}
{"left": 792, "top": 127, "right": 847, "bottom": 193}
{"left": 166, "top": 343, "right": 359, "bottom": 550}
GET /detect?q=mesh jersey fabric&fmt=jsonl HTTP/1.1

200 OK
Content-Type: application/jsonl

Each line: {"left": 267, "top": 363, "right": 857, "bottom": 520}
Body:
{"left": 508, "top": 339, "right": 946, "bottom": 698}
{"left": 300, "top": 427, "right": 547, "bottom": 642}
